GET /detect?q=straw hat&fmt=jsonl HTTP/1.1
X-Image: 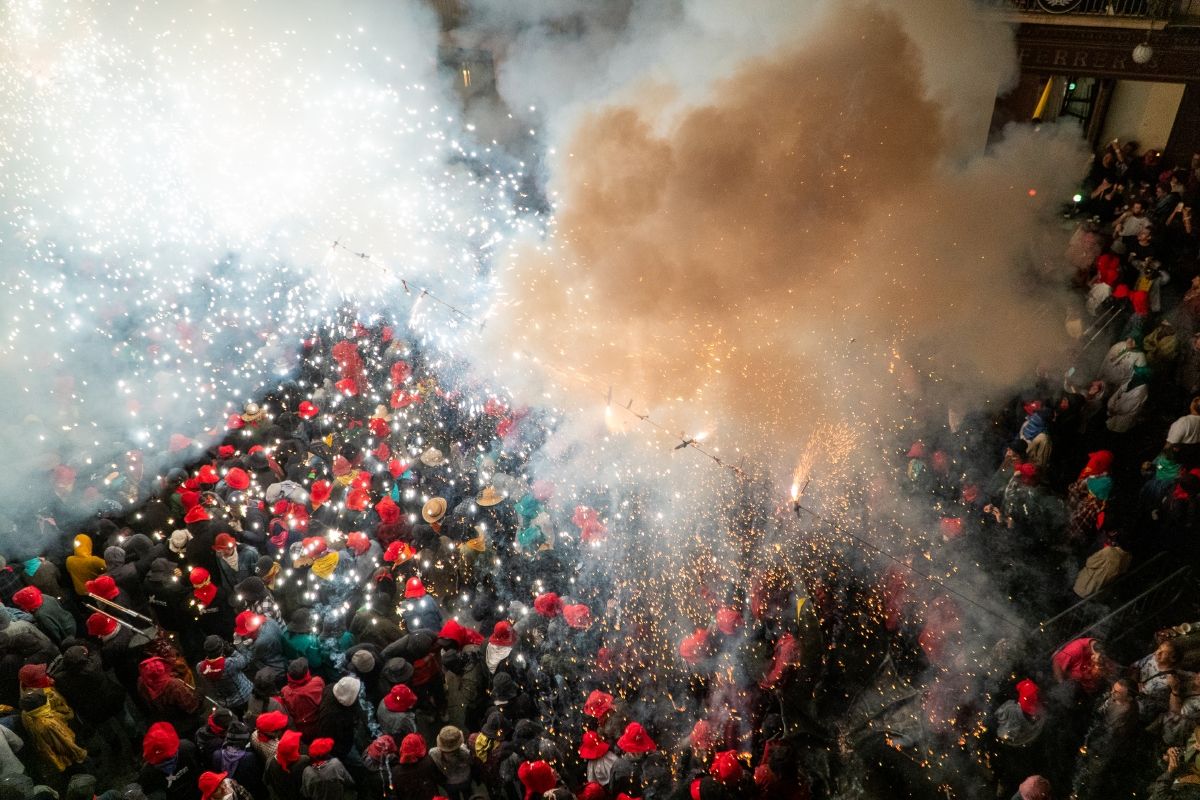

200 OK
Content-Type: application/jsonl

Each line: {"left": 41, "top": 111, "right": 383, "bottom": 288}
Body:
{"left": 419, "top": 447, "right": 446, "bottom": 467}
{"left": 476, "top": 485, "right": 504, "bottom": 507}
{"left": 422, "top": 497, "right": 447, "bottom": 524}
{"left": 241, "top": 402, "right": 267, "bottom": 424}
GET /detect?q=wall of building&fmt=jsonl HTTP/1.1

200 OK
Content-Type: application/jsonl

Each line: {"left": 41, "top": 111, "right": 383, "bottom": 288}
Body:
{"left": 1099, "top": 79, "right": 1185, "bottom": 149}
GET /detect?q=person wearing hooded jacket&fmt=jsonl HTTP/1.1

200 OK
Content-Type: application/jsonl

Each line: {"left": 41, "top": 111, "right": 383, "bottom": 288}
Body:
{"left": 300, "top": 737, "right": 355, "bottom": 800}
{"left": 11, "top": 586, "right": 74, "bottom": 645}
{"left": 279, "top": 658, "right": 326, "bottom": 741}
{"left": 65, "top": 534, "right": 106, "bottom": 597}
{"left": 210, "top": 722, "right": 263, "bottom": 799}
{"left": 139, "top": 722, "right": 203, "bottom": 800}
{"left": 138, "top": 655, "right": 201, "bottom": 736}
{"left": 316, "top": 676, "right": 365, "bottom": 760}
{"left": 264, "top": 730, "right": 308, "bottom": 800}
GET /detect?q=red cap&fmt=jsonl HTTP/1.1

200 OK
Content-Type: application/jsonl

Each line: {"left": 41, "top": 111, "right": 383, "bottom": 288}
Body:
{"left": 715, "top": 607, "right": 741, "bottom": 636}
{"left": 905, "top": 440, "right": 926, "bottom": 459}
{"left": 617, "top": 722, "right": 656, "bottom": 754}
{"left": 142, "top": 721, "right": 180, "bottom": 764}
{"left": 563, "top": 604, "right": 591, "bottom": 629}
{"left": 388, "top": 459, "right": 408, "bottom": 478}
{"left": 518, "top": 760, "right": 557, "bottom": 798}
{"left": 234, "top": 610, "right": 265, "bottom": 638}
{"left": 297, "top": 401, "right": 320, "bottom": 420}
{"left": 198, "top": 465, "right": 219, "bottom": 485}
{"left": 579, "top": 783, "right": 608, "bottom": 800}
{"left": 276, "top": 730, "right": 302, "bottom": 770}
{"left": 335, "top": 377, "right": 358, "bottom": 396}
{"left": 86, "top": 575, "right": 119, "bottom": 601}
{"left": 384, "top": 683, "right": 418, "bottom": 713}
{"left": 347, "top": 488, "right": 370, "bottom": 512}
{"left": 198, "top": 772, "right": 227, "bottom": 800}
{"left": 679, "top": 628, "right": 709, "bottom": 664}
{"left": 308, "top": 737, "right": 334, "bottom": 760}
{"left": 710, "top": 750, "right": 744, "bottom": 784}
{"left": 375, "top": 497, "right": 401, "bottom": 525}
{"left": 533, "top": 592, "right": 562, "bottom": 618}
{"left": 185, "top": 505, "right": 211, "bottom": 524}
{"left": 579, "top": 730, "right": 610, "bottom": 760}
{"left": 346, "top": 531, "right": 370, "bottom": 555}
{"left": 86, "top": 612, "right": 118, "bottom": 638}
{"left": 255, "top": 710, "right": 289, "bottom": 734}
{"left": 391, "top": 360, "right": 412, "bottom": 384}
{"left": 404, "top": 576, "right": 426, "bottom": 599}
{"left": 12, "top": 585, "right": 43, "bottom": 612}
{"left": 225, "top": 468, "right": 250, "bottom": 491}
{"left": 1017, "top": 678, "right": 1043, "bottom": 717}
{"left": 399, "top": 733, "right": 427, "bottom": 763}
{"left": 939, "top": 517, "right": 964, "bottom": 540}
{"left": 213, "top": 533, "right": 237, "bottom": 551}
{"left": 384, "top": 541, "right": 414, "bottom": 564}
{"left": 438, "top": 618, "right": 484, "bottom": 648}
{"left": 180, "top": 490, "right": 200, "bottom": 510}
{"left": 309, "top": 480, "right": 332, "bottom": 508}
{"left": 489, "top": 620, "right": 515, "bottom": 647}
{"left": 583, "top": 690, "right": 614, "bottom": 718}
{"left": 217, "top": 445, "right": 235, "bottom": 460}
{"left": 189, "top": 567, "right": 211, "bottom": 586}
{"left": 369, "top": 417, "right": 389, "bottom": 439}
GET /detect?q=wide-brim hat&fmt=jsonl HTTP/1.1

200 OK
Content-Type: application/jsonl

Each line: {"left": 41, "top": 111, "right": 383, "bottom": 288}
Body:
{"left": 419, "top": 447, "right": 446, "bottom": 467}
{"left": 476, "top": 485, "right": 504, "bottom": 507}
{"left": 241, "top": 403, "right": 267, "bottom": 424}
{"left": 578, "top": 731, "right": 610, "bottom": 760}
{"left": 422, "top": 497, "right": 447, "bottom": 524}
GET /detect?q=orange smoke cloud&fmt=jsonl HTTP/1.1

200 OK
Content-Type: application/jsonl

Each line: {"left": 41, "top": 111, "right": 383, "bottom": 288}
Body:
{"left": 484, "top": 2, "right": 1084, "bottom": 459}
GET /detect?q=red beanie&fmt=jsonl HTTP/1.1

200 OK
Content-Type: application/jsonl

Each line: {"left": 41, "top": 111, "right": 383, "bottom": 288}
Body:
{"left": 86, "top": 612, "right": 118, "bottom": 638}
{"left": 399, "top": 733, "right": 427, "bottom": 764}
{"left": 518, "top": 760, "right": 557, "bottom": 800}
{"left": 86, "top": 575, "right": 119, "bottom": 600}
{"left": 563, "top": 604, "right": 592, "bottom": 630}
{"left": 404, "top": 576, "right": 426, "bottom": 599}
{"left": 383, "top": 683, "right": 417, "bottom": 713}
{"left": 255, "top": 710, "right": 289, "bottom": 734}
{"left": 533, "top": 593, "right": 562, "bottom": 618}
{"left": 438, "top": 619, "right": 483, "bottom": 649}
{"left": 225, "top": 468, "right": 250, "bottom": 491}
{"left": 308, "top": 737, "right": 334, "bottom": 760}
{"left": 489, "top": 620, "right": 515, "bottom": 647}
{"left": 710, "top": 750, "right": 744, "bottom": 784}
{"left": 276, "top": 730, "right": 302, "bottom": 771}
{"left": 12, "top": 585, "right": 43, "bottom": 612}
{"left": 143, "top": 722, "right": 180, "bottom": 765}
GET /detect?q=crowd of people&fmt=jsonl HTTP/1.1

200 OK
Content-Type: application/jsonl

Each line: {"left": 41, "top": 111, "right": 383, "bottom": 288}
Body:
{"left": 0, "top": 143, "right": 1198, "bottom": 800}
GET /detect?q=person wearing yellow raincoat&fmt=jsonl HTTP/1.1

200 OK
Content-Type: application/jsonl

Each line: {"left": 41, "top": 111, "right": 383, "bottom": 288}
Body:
{"left": 17, "top": 664, "right": 87, "bottom": 771}
{"left": 64, "top": 533, "right": 106, "bottom": 596}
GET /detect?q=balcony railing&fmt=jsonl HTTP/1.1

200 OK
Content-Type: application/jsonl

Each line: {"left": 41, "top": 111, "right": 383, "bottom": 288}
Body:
{"left": 995, "top": 0, "right": 1199, "bottom": 19}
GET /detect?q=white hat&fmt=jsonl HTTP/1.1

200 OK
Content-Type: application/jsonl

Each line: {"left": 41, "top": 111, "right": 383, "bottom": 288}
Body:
{"left": 333, "top": 676, "right": 362, "bottom": 707}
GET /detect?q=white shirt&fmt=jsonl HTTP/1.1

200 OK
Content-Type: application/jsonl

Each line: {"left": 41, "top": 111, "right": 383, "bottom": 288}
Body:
{"left": 1167, "top": 415, "right": 1200, "bottom": 445}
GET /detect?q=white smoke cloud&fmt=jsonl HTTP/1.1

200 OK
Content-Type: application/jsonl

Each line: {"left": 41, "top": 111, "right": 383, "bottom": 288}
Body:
{"left": 0, "top": 0, "right": 519, "bottom": 549}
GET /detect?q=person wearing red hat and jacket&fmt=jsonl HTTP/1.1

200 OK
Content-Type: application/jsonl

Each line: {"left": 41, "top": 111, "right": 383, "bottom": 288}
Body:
{"left": 279, "top": 658, "right": 326, "bottom": 741}
{"left": 138, "top": 655, "right": 202, "bottom": 735}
